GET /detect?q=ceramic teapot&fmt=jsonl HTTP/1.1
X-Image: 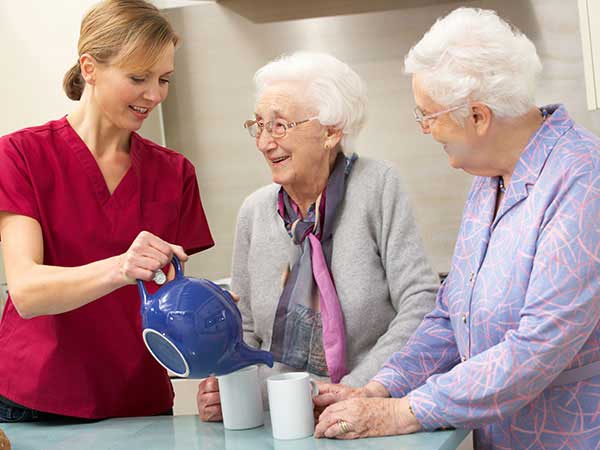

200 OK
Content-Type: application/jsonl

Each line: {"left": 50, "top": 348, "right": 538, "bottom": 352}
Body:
{"left": 137, "top": 255, "right": 273, "bottom": 378}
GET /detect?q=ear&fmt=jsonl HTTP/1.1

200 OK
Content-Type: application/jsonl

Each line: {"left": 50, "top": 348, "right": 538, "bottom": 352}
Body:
{"left": 79, "top": 53, "right": 97, "bottom": 85}
{"left": 469, "top": 102, "right": 492, "bottom": 136}
{"left": 324, "top": 127, "right": 343, "bottom": 151}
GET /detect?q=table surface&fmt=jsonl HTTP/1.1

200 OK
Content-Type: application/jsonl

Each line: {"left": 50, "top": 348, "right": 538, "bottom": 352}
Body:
{"left": 2, "top": 414, "right": 470, "bottom": 450}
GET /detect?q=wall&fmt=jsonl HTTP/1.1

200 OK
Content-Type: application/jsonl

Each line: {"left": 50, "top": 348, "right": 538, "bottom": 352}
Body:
{"left": 162, "top": 0, "right": 600, "bottom": 280}
{"left": 0, "top": 1, "right": 164, "bottom": 304}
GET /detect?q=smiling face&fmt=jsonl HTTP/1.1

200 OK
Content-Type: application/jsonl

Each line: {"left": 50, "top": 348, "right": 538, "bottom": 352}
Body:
{"left": 412, "top": 75, "right": 504, "bottom": 178}
{"left": 87, "top": 43, "right": 175, "bottom": 132}
{"left": 254, "top": 82, "right": 340, "bottom": 195}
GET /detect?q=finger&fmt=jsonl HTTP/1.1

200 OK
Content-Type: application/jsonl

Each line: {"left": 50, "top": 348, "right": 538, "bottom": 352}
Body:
{"left": 313, "top": 392, "right": 339, "bottom": 407}
{"left": 324, "top": 423, "right": 341, "bottom": 439}
{"left": 133, "top": 242, "right": 171, "bottom": 266}
{"left": 138, "top": 231, "right": 173, "bottom": 258}
{"left": 204, "top": 376, "right": 219, "bottom": 392}
{"left": 315, "top": 411, "right": 341, "bottom": 436}
{"left": 313, "top": 381, "right": 335, "bottom": 393}
{"left": 169, "top": 244, "right": 189, "bottom": 262}
{"left": 199, "top": 392, "right": 222, "bottom": 408}
{"left": 199, "top": 405, "right": 223, "bottom": 422}
{"left": 335, "top": 431, "right": 360, "bottom": 440}
{"left": 227, "top": 291, "right": 240, "bottom": 303}
{"left": 198, "top": 377, "right": 218, "bottom": 394}
{"left": 123, "top": 256, "right": 166, "bottom": 281}
{"left": 123, "top": 266, "right": 155, "bottom": 283}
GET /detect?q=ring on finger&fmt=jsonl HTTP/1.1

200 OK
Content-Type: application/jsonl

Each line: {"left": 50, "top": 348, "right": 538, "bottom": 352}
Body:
{"left": 337, "top": 419, "right": 352, "bottom": 434}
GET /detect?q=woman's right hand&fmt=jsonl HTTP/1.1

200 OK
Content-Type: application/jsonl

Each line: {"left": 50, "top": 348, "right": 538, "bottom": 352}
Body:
{"left": 117, "top": 231, "right": 188, "bottom": 285}
{"left": 197, "top": 376, "right": 223, "bottom": 422}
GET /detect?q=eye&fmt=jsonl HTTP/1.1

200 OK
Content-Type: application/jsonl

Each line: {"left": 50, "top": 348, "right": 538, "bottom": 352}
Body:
{"left": 159, "top": 78, "right": 170, "bottom": 85}
{"left": 130, "top": 76, "right": 145, "bottom": 83}
{"left": 272, "top": 119, "right": 287, "bottom": 133}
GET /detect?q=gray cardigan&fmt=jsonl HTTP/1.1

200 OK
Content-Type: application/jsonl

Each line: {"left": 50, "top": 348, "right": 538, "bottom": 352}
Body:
{"left": 232, "top": 157, "right": 438, "bottom": 387}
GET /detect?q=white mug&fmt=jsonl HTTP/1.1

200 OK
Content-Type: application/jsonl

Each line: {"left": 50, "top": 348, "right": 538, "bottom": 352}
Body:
{"left": 217, "top": 365, "right": 264, "bottom": 430}
{"left": 267, "top": 372, "right": 318, "bottom": 440}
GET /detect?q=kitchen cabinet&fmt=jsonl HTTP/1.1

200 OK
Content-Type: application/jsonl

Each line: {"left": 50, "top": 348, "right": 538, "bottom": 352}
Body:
{"left": 578, "top": 0, "right": 600, "bottom": 110}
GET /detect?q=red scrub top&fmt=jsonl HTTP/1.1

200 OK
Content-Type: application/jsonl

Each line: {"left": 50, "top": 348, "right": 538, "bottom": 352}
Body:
{"left": 0, "top": 117, "right": 214, "bottom": 418}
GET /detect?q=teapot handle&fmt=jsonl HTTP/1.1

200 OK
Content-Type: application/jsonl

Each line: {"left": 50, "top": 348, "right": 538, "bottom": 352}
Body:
{"left": 170, "top": 254, "right": 184, "bottom": 279}
{"left": 136, "top": 254, "right": 184, "bottom": 300}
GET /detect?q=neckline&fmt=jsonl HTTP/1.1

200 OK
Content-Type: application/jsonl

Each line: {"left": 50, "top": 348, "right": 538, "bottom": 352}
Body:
{"left": 58, "top": 117, "right": 137, "bottom": 206}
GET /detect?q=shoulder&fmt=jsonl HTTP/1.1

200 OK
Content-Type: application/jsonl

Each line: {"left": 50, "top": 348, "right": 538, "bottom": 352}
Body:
{"left": 132, "top": 133, "right": 195, "bottom": 175}
{"left": 347, "top": 156, "right": 406, "bottom": 200}
{"left": 543, "top": 124, "right": 600, "bottom": 190}
{"left": 556, "top": 124, "right": 600, "bottom": 170}
{"left": 0, "top": 118, "right": 67, "bottom": 154}
{"left": 238, "top": 184, "right": 279, "bottom": 218}
{"left": 350, "top": 157, "right": 398, "bottom": 180}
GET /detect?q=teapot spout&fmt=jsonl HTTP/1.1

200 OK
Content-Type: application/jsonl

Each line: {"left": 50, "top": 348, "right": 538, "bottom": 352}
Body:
{"left": 217, "top": 342, "right": 274, "bottom": 375}
{"left": 238, "top": 342, "right": 274, "bottom": 368}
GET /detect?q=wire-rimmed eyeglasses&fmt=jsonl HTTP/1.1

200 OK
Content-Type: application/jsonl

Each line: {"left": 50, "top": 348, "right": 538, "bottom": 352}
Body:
{"left": 243, "top": 116, "right": 319, "bottom": 139}
{"left": 414, "top": 104, "right": 468, "bottom": 129}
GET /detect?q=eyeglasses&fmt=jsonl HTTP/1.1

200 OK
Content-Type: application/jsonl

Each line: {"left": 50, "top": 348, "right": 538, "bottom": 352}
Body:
{"left": 414, "top": 104, "right": 467, "bottom": 129}
{"left": 243, "top": 116, "right": 319, "bottom": 139}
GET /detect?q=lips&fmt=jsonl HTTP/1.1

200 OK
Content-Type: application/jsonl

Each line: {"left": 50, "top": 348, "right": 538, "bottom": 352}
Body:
{"left": 270, "top": 155, "right": 290, "bottom": 164}
{"left": 129, "top": 105, "right": 150, "bottom": 118}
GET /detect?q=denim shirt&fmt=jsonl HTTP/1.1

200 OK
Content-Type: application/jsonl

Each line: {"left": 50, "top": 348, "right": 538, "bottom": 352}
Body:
{"left": 373, "top": 105, "right": 600, "bottom": 449}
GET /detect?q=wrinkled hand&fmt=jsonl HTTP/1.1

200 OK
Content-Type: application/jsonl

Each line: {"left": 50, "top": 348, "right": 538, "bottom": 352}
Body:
{"left": 118, "top": 231, "right": 188, "bottom": 284}
{"left": 197, "top": 376, "right": 222, "bottom": 422}
{"left": 313, "top": 382, "right": 365, "bottom": 418}
{"left": 314, "top": 396, "right": 421, "bottom": 439}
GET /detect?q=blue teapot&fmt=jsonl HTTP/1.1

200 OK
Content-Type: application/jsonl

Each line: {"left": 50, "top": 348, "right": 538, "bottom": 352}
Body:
{"left": 137, "top": 255, "right": 274, "bottom": 378}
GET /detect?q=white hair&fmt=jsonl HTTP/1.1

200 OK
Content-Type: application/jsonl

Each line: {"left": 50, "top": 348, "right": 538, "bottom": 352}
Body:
{"left": 405, "top": 7, "right": 542, "bottom": 121}
{"left": 254, "top": 51, "right": 367, "bottom": 151}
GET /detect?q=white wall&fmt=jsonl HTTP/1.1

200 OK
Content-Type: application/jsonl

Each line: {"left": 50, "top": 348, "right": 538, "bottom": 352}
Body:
{"left": 162, "top": 0, "right": 600, "bottom": 280}
{"left": 0, "top": 1, "right": 164, "bottom": 289}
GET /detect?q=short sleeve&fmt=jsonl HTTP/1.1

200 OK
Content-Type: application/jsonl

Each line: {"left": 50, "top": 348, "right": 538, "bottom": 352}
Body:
{"left": 0, "top": 134, "right": 40, "bottom": 225}
{"left": 175, "top": 159, "right": 214, "bottom": 255}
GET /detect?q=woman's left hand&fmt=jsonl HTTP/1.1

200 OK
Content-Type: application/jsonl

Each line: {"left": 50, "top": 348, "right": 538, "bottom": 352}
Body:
{"left": 314, "top": 396, "right": 422, "bottom": 439}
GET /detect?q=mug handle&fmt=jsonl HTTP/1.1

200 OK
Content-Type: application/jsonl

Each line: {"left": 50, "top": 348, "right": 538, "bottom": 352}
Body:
{"left": 309, "top": 379, "right": 319, "bottom": 397}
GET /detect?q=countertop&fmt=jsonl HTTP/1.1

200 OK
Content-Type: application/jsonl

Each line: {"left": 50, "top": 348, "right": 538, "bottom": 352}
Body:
{"left": 2, "top": 414, "right": 471, "bottom": 450}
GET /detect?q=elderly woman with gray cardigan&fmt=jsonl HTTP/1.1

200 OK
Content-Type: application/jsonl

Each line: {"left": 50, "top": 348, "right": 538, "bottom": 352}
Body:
{"left": 197, "top": 51, "right": 438, "bottom": 421}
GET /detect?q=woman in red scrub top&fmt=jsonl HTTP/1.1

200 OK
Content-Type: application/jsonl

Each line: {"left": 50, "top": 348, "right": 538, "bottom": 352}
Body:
{"left": 0, "top": 0, "right": 213, "bottom": 421}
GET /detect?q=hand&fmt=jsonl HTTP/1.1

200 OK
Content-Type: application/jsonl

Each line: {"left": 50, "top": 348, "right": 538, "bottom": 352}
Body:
{"left": 314, "top": 396, "right": 422, "bottom": 439}
{"left": 313, "top": 382, "right": 365, "bottom": 418}
{"left": 197, "top": 376, "right": 222, "bottom": 422}
{"left": 118, "top": 231, "right": 188, "bottom": 284}
{"left": 226, "top": 290, "right": 240, "bottom": 303}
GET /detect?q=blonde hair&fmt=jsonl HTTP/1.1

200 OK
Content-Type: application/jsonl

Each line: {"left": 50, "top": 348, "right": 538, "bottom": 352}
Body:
{"left": 63, "top": 0, "right": 179, "bottom": 101}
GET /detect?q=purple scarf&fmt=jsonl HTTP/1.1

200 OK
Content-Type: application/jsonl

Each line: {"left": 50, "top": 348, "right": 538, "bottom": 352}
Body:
{"left": 270, "top": 152, "right": 357, "bottom": 383}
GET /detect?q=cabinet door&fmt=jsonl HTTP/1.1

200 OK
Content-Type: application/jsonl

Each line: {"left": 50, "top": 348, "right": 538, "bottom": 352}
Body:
{"left": 579, "top": 0, "right": 600, "bottom": 110}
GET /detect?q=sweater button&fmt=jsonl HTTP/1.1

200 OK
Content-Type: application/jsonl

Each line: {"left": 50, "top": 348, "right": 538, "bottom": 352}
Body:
{"left": 462, "top": 314, "right": 467, "bottom": 324}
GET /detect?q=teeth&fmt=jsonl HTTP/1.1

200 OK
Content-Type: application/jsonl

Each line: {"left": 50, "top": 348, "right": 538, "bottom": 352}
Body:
{"left": 273, "top": 156, "right": 288, "bottom": 163}
{"left": 131, "top": 106, "right": 149, "bottom": 113}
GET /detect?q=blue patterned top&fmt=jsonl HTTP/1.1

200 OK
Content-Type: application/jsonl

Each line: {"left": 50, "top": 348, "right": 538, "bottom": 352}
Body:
{"left": 372, "top": 105, "right": 600, "bottom": 449}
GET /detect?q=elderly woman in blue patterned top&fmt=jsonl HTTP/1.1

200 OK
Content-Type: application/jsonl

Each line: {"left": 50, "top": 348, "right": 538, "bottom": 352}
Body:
{"left": 313, "top": 8, "right": 600, "bottom": 450}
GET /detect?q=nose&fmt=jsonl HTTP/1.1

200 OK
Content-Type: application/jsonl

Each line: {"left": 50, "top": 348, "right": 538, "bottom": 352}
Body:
{"left": 420, "top": 121, "right": 432, "bottom": 135}
{"left": 256, "top": 128, "right": 277, "bottom": 153}
{"left": 144, "top": 82, "right": 163, "bottom": 104}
